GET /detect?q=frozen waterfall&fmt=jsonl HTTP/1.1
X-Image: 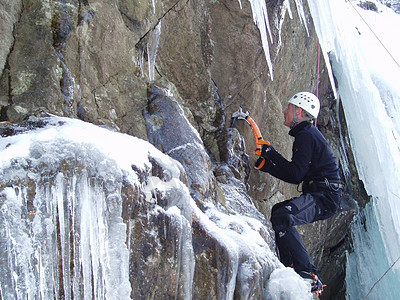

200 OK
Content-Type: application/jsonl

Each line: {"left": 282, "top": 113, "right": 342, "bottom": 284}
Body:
{"left": 308, "top": 0, "right": 400, "bottom": 299}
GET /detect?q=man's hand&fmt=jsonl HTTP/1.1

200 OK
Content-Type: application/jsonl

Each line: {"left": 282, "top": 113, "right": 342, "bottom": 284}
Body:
{"left": 255, "top": 145, "right": 274, "bottom": 170}
{"left": 254, "top": 157, "right": 266, "bottom": 169}
{"left": 260, "top": 144, "right": 273, "bottom": 158}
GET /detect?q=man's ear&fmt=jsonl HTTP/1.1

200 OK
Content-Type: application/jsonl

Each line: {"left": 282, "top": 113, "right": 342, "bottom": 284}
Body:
{"left": 295, "top": 107, "right": 305, "bottom": 118}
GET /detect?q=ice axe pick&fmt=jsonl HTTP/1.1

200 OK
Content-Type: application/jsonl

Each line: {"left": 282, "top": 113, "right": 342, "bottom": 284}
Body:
{"left": 230, "top": 106, "right": 270, "bottom": 157}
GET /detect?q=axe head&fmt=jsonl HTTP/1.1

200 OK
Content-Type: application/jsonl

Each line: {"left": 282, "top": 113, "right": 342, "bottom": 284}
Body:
{"left": 230, "top": 106, "right": 250, "bottom": 128}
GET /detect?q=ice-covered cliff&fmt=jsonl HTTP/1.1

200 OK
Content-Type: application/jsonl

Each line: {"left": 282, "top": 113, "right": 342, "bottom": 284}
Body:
{"left": 0, "top": 112, "right": 312, "bottom": 299}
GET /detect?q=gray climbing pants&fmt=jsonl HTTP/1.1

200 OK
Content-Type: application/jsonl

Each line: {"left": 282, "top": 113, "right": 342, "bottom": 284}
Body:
{"left": 270, "top": 191, "right": 340, "bottom": 274}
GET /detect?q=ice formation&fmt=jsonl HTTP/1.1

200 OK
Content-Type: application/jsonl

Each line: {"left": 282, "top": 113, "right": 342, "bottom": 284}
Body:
{"left": 0, "top": 116, "right": 312, "bottom": 299}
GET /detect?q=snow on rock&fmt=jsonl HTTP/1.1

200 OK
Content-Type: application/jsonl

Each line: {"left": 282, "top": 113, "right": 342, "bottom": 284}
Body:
{"left": 266, "top": 268, "right": 312, "bottom": 300}
{"left": 0, "top": 115, "right": 312, "bottom": 299}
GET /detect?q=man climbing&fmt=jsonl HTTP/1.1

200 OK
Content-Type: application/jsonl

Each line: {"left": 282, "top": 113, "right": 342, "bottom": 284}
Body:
{"left": 254, "top": 92, "right": 343, "bottom": 294}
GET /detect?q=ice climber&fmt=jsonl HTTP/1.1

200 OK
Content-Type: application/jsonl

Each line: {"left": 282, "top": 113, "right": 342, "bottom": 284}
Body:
{"left": 254, "top": 92, "right": 343, "bottom": 295}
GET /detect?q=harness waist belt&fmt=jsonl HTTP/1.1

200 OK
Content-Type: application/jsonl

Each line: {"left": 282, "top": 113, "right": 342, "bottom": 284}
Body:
{"left": 303, "top": 178, "right": 344, "bottom": 192}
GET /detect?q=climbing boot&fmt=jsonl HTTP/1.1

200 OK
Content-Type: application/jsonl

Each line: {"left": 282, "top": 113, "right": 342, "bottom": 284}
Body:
{"left": 299, "top": 271, "right": 325, "bottom": 295}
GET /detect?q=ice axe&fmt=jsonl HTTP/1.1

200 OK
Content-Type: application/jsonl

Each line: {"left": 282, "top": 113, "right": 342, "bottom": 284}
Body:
{"left": 230, "top": 107, "right": 270, "bottom": 168}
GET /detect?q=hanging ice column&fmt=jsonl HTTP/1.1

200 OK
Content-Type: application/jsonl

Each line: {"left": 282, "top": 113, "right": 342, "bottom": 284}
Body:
{"left": 241, "top": 0, "right": 311, "bottom": 81}
{"left": 148, "top": 21, "right": 162, "bottom": 82}
{"left": 241, "top": 0, "right": 274, "bottom": 79}
{"left": 137, "top": 21, "right": 162, "bottom": 82}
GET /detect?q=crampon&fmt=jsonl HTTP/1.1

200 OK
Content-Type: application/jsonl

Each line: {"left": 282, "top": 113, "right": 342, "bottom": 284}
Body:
{"left": 300, "top": 271, "right": 326, "bottom": 295}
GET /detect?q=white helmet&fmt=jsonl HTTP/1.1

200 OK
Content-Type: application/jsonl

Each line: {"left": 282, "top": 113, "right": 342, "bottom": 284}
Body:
{"left": 288, "top": 92, "right": 320, "bottom": 119}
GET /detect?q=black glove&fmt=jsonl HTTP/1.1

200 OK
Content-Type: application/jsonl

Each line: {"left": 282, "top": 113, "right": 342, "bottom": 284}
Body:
{"left": 260, "top": 144, "right": 273, "bottom": 158}
{"left": 255, "top": 157, "right": 266, "bottom": 169}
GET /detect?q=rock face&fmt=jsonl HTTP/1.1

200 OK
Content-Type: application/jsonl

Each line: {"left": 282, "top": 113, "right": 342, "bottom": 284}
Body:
{"left": 144, "top": 84, "right": 215, "bottom": 203}
{"left": 0, "top": 0, "right": 369, "bottom": 299}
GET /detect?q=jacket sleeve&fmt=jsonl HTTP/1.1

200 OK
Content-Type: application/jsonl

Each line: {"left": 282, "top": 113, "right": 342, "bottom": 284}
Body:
{"left": 257, "top": 133, "right": 313, "bottom": 184}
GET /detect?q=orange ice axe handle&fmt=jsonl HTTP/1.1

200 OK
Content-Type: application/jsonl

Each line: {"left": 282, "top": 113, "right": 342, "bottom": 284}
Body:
{"left": 230, "top": 107, "right": 270, "bottom": 169}
{"left": 245, "top": 116, "right": 271, "bottom": 156}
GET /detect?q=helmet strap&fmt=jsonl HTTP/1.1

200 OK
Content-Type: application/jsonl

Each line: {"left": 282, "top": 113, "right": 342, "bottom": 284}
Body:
{"left": 291, "top": 105, "right": 314, "bottom": 129}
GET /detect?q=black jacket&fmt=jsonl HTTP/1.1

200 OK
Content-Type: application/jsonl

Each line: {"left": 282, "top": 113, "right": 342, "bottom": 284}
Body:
{"left": 257, "top": 122, "right": 340, "bottom": 184}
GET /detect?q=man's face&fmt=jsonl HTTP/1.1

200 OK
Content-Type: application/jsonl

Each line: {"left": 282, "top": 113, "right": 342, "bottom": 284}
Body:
{"left": 284, "top": 103, "right": 295, "bottom": 128}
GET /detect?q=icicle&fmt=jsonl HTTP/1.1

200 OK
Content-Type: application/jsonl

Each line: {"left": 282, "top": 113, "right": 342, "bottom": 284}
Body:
{"left": 138, "top": 46, "right": 145, "bottom": 78}
{"left": 285, "top": 0, "right": 293, "bottom": 19}
{"left": 236, "top": 0, "right": 274, "bottom": 79}
{"left": 306, "top": 0, "right": 338, "bottom": 99}
{"left": 274, "top": 0, "right": 292, "bottom": 56}
{"left": 147, "top": 21, "right": 162, "bottom": 82}
{"left": 246, "top": 0, "right": 274, "bottom": 80}
{"left": 293, "top": 0, "right": 309, "bottom": 36}
{"left": 239, "top": 0, "right": 314, "bottom": 81}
